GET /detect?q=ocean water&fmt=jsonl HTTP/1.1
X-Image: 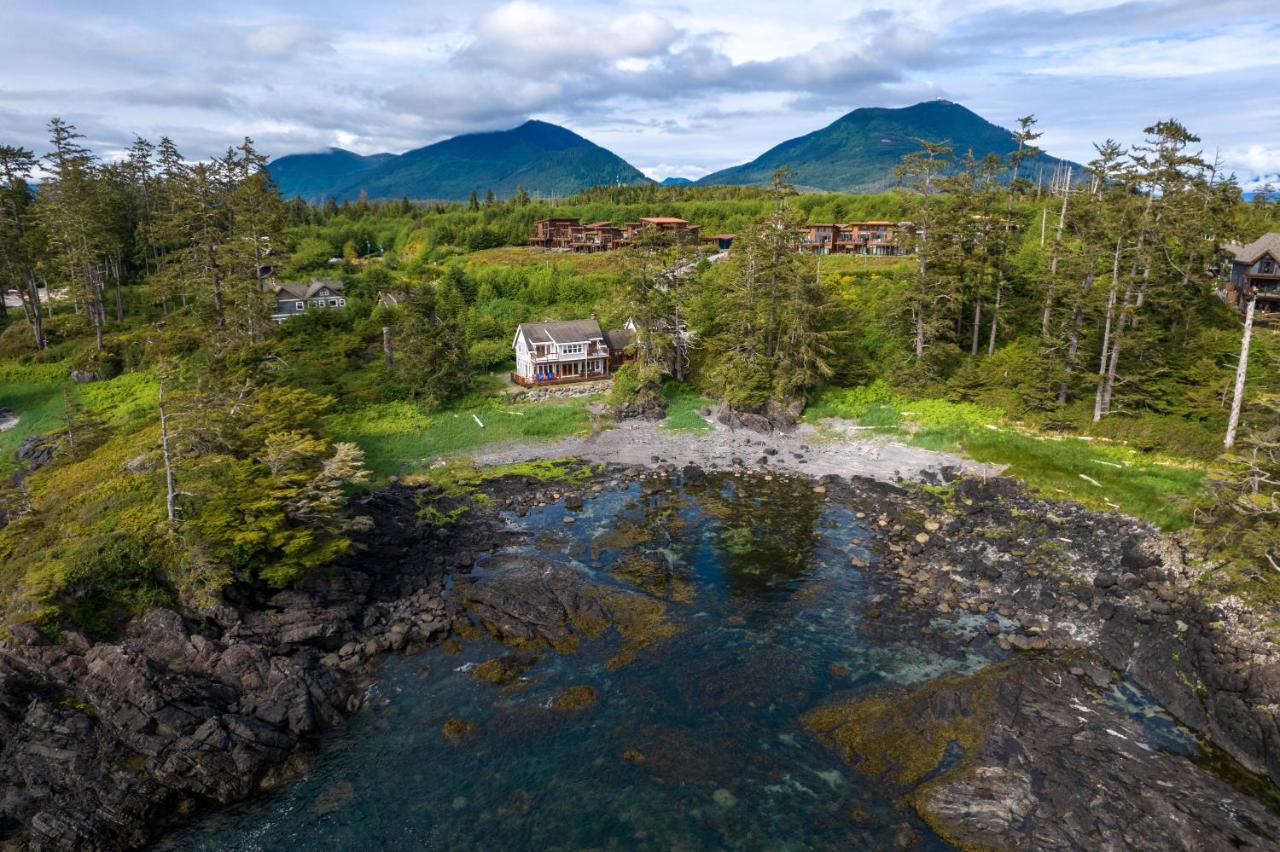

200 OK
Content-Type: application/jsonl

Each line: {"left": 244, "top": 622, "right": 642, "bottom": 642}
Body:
{"left": 156, "top": 475, "right": 1185, "bottom": 851}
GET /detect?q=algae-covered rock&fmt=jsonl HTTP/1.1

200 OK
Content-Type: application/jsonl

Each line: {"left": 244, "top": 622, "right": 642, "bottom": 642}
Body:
{"left": 441, "top": 718, "right": 477, "bottom": 743}
{"left": 712, "top": 788, "right": 737, "bottom": 808}
{"left": 310, "top": 779, "right": 355, "bottom": 819}
{"left": 803, "top": 658, "right": 1280, "bottom": 849}
{"left": 802, "top": 662, "right": 998, "bottom": 786}
{"left": 551, "top": 685, "right": 599, "bottom": 711}
{"left": 470, "top": 654, "right": 539, "bottom": 685}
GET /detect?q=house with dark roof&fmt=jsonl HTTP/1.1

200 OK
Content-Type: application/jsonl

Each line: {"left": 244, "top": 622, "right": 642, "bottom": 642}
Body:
{"left": 1225, "top": 234, "right": 1280, "bottom": 320}
{"left": 271, "top": 279, "right": 346, "bottom": 322}
{"left": 511, "top": 318, "right": 632, "bottom": 386}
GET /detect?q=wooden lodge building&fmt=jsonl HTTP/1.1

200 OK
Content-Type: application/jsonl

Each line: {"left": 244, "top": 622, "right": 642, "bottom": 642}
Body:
{"left": 797, "top": 221, "right": 909, "bottom": 256}
{"left": 1224, "top": 233, "right": 1280, "bottom": 321}
{"left": 529, "top": 217, "right": 701, "bottom": 252}
{"left": 511, "top": 318, "right": 633, "bottom": 386}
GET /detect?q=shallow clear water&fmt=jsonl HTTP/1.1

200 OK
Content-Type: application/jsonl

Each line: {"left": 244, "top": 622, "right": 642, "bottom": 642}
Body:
{"left": 155, "top": 476, "right": 1187, "bottom": 850}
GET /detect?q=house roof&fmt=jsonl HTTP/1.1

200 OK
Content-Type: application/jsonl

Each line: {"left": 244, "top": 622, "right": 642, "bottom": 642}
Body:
{"left": 517, "top": 318, "right": 604, "bottom": 345}
{"left": 603, "top": 329, "right": 632, "bottom": 352}
{"left": 639, "top": 217, "right": 689, "bottom": 225}
{"left": 1229, "top": 233, "right": 1280, "bottom": 264}
{"left": 583, "top": 221, "right": 615, "bottom": 229}
{"left": 275, "top": 279, "right": 344, "bottom": 300}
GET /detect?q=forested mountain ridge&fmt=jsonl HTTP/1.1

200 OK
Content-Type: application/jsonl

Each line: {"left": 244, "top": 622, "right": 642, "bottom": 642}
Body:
{"left": 265, "top": 148, "right": 397, "bottom": 202}
{"left": 699, "top": 100, "right": 1080, "bottom": 192}
{"left": 269, "top": 120, "right": 652, "bottom": 203}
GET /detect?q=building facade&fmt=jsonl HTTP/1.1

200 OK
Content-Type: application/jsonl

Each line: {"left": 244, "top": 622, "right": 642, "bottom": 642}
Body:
{"left": 798, "top": 221, "right": 909, "bottom": 255}
{"left": 271, "top": 279, "right": 346, "bottom": 321}
{"left": 512, "top": 318, "right": 632, "bottom": 386}
{"left": 1225, "top": 234, "right": 1280, "bottom": 320}
{"left": 529, "top": 217, "right": 701, "bottom": 252}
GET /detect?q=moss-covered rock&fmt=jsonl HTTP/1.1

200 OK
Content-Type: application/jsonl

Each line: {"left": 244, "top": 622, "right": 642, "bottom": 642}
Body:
{"left": 551, "top": 685, "right": 599, "bottom": 711}
{"left": 441, "top": 717, "right": 477, "bottom": 743}
{"left": 470, "top": 653, "right": 538, "bottom": 685}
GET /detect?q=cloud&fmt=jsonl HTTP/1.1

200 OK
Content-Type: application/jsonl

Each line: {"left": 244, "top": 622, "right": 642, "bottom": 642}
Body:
{"left": 0, "top": 0, "right": 1275, "bottom": 183}
{"left": 465, "top": 1, "right": 678, "bottom": 71}
{"left": 243, "top": 22, "right": 330, "bottom": 59}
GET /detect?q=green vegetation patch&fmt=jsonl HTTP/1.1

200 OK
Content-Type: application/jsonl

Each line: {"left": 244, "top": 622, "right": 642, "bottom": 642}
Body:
{"left": 327, "top": 399, "right": 591, "bottom": 479}
{"left": 806, "top": 384, "right": 1203, "bottom": 529}
{"left": 660, "top": 382, "right": 714, "bottom": 433}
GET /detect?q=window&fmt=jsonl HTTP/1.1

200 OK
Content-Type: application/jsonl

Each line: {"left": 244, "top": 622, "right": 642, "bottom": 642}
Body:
{"left": 561, "top": 343, "right": 585, "bottom": 355}
{"left": 338, "top": 298, "right": 346, "bottom": 306}
{"left": 294, "top": 301, "right": 304, "bottom": 310}
{"left": 329, "top": 298, "right": 340, "bottom": 306}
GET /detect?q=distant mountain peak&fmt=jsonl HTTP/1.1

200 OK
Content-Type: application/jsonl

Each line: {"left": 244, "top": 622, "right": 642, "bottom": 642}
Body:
{"left": 698, "top": 100, "right": 1078, "bottom": 192}
{"left": 268, "top": 120, "right": 650, "bottom": 202}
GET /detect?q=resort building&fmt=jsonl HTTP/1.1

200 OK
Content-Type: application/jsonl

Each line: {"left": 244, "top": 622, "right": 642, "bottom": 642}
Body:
{"left": 797, "top": 221, "right": 909, "bottom": 255}
{"left": 529, "top": 217, "right": 700, "bottom": 252}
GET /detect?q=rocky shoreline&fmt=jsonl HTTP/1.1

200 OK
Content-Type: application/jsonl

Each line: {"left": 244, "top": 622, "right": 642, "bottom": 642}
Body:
{"left": 2, "top": 459, "right": 1279, "bottom": 850}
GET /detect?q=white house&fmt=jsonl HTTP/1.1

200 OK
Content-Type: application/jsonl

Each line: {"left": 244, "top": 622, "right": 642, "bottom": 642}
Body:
{"left": 512, "top": 318, "right": 631, "bottom": 386}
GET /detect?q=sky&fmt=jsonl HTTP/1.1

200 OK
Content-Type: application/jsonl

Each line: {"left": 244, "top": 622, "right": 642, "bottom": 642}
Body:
{"left": 1, "top": 0, "right": 1278, "bottom": 189}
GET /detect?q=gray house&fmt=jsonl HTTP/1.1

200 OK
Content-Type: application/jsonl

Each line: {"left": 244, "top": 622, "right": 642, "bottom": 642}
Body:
{"left": 271, "top": 279, "right": 346, "bottom": 322}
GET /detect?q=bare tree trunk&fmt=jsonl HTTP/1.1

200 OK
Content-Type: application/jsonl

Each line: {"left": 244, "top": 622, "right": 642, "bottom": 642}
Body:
{"left": 970, "top": 291, "right": 982, "bottom": 356}
{"left": 1058, "top": 269, "right": 1094, "bottom": 403}
{"left": 1092, "top": 237, "right": 1122, "bottom": 421}
{"left": 20, "top": 268, "right": 45, "bottom": 350}
{"left": 987, "top": 273, "right": 1003, "bottom": 355}
{"left": 112, "top": 255, "right": 124, "bottom": 322}
{"left": 1041, "top": 167, "right": 1072, "bottom": 336}
{"left": 1224, "top": 294, "right": 1256, "bottom": 450}
{"left": 382, "top": 326, "right": 394, "bottom": 367}
{"left": 158, "top": 383, "right": 178, "bottom": 533}
{"left": 915, "top": 174, "right": 932, "bottom": 364}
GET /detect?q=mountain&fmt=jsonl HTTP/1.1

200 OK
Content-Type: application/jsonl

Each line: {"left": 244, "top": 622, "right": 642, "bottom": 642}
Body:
{"left": 266, "top": 149, "right": 397, "bottom": 203}
{"left": 659, "top": 177, "right": 695, "bottom": 186}
{"left": 698, "top": 100, "right": 1079, "bottom": 192}
{"left": 269, "top": 120, "right": 651, "bottom": 203}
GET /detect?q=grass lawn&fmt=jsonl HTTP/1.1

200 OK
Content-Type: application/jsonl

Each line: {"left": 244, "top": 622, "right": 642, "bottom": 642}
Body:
{"left": 805, "top": 385, "right": 1204, "bottom": 530}
{"left": 661, "top": 382, "right": 714, "bottom": 433}
{"left": 460, "top": 247, "right": 631, "bottom": 276}
{"left": 328, "top": 397, "right": 593, "bottom": 480}
{"left": 0, "top": 382, "right": 69, "bottom": 473}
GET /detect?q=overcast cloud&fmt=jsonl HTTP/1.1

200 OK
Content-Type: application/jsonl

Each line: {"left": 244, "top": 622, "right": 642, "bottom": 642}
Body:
{"left": 0, "top": 0, "right": 1276, "bottom": 188}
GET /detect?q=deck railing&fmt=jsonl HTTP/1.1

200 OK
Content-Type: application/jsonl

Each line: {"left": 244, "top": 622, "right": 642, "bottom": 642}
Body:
{"left": 511, "top": 371, "right": 610, "bottom": 388}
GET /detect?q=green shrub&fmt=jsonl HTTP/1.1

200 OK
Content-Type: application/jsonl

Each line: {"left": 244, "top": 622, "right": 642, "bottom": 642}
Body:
{"left": 467, "top": 338, "right": 511, "bottom": 369}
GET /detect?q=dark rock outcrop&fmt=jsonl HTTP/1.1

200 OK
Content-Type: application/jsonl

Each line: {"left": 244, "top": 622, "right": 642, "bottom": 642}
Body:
{"left": 612, "top": 397, "right": 667, "bottom": 421}
{"left": 806, "top": 658, "right": 1280, "bottom": 849}
{"left": 0, "top": 485, "right": 450, "bottom": 850}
